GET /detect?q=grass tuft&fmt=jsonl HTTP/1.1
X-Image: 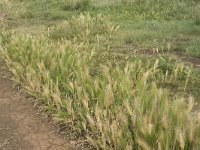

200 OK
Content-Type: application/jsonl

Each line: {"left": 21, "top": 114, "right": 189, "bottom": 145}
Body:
{"left": 195, "top": 5, "right": 200, "bottom": 25}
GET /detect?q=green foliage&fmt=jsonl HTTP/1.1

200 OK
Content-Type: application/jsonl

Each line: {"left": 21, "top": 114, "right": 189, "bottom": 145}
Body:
{"left": 109, "top": 0, "right": 193, "bottom": 21}
{"left": 62, "top": 0, "right": 91, "bottom": 11}
{"left": 75, "top": 0, "right": 91, "bottom": 10}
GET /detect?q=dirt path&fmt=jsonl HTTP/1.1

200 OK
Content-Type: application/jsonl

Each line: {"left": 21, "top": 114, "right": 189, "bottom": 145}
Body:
{"left": 0, "top": 62, "right": 76, "bottom": 150}
{"left": 175, "top": 52, "right": 200, "bottom": 68}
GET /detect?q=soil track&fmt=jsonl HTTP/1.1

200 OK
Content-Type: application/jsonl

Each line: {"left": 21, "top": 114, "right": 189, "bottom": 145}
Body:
{"left": 0, "top": 62, "right": 76, "bottom": 150}
{"left": 175, "top": 52, "right": 200, "bottom": 68}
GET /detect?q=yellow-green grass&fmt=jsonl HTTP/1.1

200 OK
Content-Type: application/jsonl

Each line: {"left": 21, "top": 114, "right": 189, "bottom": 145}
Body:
{"left": 1, "top": 29, "right": 200, "bottom": 149}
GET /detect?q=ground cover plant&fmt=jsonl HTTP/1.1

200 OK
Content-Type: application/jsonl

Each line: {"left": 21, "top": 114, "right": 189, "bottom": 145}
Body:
{"left": 1, "top": 0, "right": 200, "bottom": 149}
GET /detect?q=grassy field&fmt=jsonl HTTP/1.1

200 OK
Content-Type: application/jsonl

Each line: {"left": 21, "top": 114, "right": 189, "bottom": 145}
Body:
{"left": 1, "top": 0, "right": 200, "bottom": 149}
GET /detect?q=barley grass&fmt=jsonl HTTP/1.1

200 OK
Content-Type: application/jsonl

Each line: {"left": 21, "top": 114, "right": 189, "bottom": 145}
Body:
{"left": 1, "top": 1, "right": 200, "bottom": 149}
{"left": 1, "top": 14, "right": 200, "bottom": 149}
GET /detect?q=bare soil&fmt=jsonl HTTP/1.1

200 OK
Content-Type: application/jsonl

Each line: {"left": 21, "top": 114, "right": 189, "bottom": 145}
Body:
{"left": 0, "top": 62, "right": 77, "bottom": 150}
{"left": 175, "top": 52, "right": 200, "bottom": 68}
{"left": 0, "top": 12, "right": 5, "bottom": 20}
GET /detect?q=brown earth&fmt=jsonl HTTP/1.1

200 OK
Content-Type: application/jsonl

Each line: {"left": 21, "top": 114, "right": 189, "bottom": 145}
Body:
{"left": 0, "top": 12, "right": 5, "bottom": 20}
{"left": 0, "top": 62, "right": 78, "bottom": 150}
{"left": 175, "top": 52, "right": 200, "bottom": 68}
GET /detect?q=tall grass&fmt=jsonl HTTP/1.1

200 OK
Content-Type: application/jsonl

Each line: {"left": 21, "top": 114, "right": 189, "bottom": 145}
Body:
{"left": 0, "top": 0, "right": 26, "bottom": 16}
{"left": 50, "top": 13, "right": 118, "bottom": 45}
{"left": 50, "top": 13, "right": 119, "bottom": 67}
{"left": 1, "top": 13, "right": 200, "bottom": 149}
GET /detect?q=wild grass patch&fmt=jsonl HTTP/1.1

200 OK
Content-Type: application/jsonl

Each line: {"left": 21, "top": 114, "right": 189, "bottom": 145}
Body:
{"left": 1, "top": 1, "right": 200, "bottom": 150}
{"left": 50, "top": 13, "right": 118, "bottom": 44}
{"left": 1, "top": 21, "right": 200, "bottom": 149}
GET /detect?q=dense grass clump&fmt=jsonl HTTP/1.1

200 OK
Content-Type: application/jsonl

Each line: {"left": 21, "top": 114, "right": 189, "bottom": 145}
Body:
{"left": 50, "top": 13, "right": 118, "bottom": 44}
